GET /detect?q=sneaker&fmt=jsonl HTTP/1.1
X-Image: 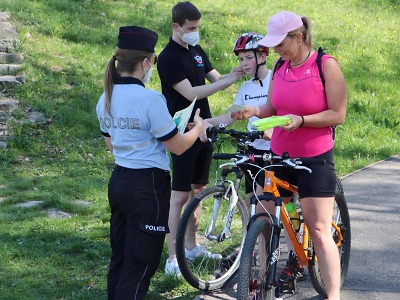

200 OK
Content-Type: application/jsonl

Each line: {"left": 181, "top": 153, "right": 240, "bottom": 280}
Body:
{"left": 185, "top": 245, "right": 222, "bottom": 260}
{"left": 165, "top": 258, "right": 181, "bottom": 276}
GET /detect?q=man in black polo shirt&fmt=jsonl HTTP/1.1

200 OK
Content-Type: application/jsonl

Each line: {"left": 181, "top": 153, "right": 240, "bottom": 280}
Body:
{"left": 157, "top": 1, "right": 241, "bottom": 275}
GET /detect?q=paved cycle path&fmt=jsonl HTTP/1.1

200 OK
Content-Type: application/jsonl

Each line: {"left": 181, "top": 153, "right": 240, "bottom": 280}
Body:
{"left": 194, "top": 154, "right": 400, "bottom": 300}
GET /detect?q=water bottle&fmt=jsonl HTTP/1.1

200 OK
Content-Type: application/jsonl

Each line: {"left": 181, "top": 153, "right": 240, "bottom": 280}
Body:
{"left": 285, "top": 201, "right": 300, "bottom": 232}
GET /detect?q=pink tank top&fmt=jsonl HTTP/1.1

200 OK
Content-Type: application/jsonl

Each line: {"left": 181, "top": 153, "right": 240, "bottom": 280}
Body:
{"left": 270, "top": 52, "right": 334, "bottom": 157}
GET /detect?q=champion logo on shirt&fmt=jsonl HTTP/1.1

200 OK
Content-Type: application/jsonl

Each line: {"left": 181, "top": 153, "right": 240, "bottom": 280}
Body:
{"left": 245, "top": 94, "right": 267, "bottom": 101}
{"left": 194, "top": 55, "right": 204, "bottom": 66}
{"left": 305, "top": 69, "right": 311, "bottom": 75}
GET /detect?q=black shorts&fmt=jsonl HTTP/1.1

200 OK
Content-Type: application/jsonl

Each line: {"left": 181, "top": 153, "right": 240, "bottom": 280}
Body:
{"left": 273, "top": 148, "right": 336, "bottom": 199}
{"left": 171, "top": 139, "right": 214, "bottom": 191}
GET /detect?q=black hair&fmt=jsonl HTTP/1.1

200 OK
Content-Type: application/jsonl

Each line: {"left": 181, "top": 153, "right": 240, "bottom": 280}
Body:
{"left": 172, "top": 1, "right": 201, "bottom": 26}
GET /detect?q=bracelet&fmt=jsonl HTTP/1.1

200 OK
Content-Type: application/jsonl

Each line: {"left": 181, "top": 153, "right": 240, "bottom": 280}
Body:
{"left": 299, "top": 115, "right": 304, "bottom": 127}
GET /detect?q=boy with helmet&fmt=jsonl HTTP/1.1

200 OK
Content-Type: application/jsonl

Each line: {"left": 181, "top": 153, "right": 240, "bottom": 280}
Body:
{"left": 201, "top": 32, "right": 272, "bottom": 205}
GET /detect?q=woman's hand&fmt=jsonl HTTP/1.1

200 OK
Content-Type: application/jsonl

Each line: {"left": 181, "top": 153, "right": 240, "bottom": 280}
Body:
{"left": 231, "top": 105, "right": 259, "bottom": 120}
{"left": 263, "top": 128, "right": 273, "bottom": 140}
{"left": 280, "top": 114, "right": 303, "bottom": 131}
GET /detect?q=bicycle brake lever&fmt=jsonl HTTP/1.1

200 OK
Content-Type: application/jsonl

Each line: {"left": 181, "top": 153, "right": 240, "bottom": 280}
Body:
{"left": 234, "top": 156, "right": 249, "bottom": 165}
{"left": 283, "top": 159, "right": 312, "bottom": 173}
{"left": 296, "top": 165, "right": 312, "bottom": 173}
{"left": 283, "top": 159, "right": 297, "bottom": 168}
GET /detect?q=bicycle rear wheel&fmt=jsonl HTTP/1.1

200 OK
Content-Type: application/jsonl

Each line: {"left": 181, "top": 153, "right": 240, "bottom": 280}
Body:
{"left": 176, "top": 185, "right": 248, "bottom": 291}
{"left": 308, "top": 176, "right": 351, "bottom": 297}
{"left": 237, "top": 218, "right": 275, "bottom": 300}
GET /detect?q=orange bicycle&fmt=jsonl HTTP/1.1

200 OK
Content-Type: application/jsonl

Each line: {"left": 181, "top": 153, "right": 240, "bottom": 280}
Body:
{"left": 235, "top": 152, "right": 351, "bottom": 299}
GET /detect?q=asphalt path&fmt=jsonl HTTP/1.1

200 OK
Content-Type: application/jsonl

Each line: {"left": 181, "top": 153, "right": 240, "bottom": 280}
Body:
{"left": 194, "top": 154, "right": 400, "bottom": 300}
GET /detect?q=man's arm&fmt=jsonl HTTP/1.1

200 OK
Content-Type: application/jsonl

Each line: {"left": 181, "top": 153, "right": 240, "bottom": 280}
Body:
{"left": 172, "top": 67, "right": 240, "bottom": 101}
{"left": 205, "top": 69, "right": 222, "bottom": 83}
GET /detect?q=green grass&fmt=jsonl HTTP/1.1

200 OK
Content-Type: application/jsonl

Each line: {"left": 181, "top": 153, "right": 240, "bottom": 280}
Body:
{"left": 0, "top": 0, "right": 399, "bottom": 299}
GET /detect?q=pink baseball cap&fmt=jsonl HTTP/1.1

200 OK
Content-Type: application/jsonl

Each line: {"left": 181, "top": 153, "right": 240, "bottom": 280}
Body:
{"left": 259, "top": 11, "right": 303, "bottom": 47}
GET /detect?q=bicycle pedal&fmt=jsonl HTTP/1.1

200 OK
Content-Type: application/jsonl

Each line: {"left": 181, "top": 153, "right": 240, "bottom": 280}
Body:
{"left": 219, "top": 253, "right": 237, "bottom": 270}
{"left": 212, "top": 268, "right": 223, "bottom": 279}
{"left": 277, "top": 277, "right": 297, "bottom": 295}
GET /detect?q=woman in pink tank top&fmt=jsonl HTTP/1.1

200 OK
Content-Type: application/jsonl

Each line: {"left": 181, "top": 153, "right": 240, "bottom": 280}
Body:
{"left": 232, "top": 11, "right": 347, "bottom": 300}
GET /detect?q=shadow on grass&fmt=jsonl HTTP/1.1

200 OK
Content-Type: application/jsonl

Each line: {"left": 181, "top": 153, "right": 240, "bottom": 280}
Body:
{"left": 0, "top": 228, "right": 109, "bottom": 299}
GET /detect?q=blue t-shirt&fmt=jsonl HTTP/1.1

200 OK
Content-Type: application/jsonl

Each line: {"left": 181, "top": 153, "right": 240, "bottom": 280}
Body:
{"left": 96, "top": 77, "right": 178, "bottom": 170}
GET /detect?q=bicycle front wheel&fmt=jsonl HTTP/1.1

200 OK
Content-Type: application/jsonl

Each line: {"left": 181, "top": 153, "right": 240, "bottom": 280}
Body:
{"left": 308, "top": 176, "right": 352, "bottom": 297}
{"left": 176, "top": 185, "right": 248, "bottom": 291}
{"left": 237, "top": 218, "right": 275, "bottom": 300}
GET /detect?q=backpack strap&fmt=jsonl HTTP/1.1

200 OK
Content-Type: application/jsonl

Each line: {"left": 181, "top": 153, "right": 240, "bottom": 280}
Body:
{"left": 272, "top": 57, "right": 285, "bottom": 78}
{"left": 316, "top": 47, "right": 326, "bottom": 87}
{"left": 273, "top": 48, "right": 336, "bottom": 139}
{"left": 317, "top": 47, "right": 337, "bottom": 139}
{"left": 273, "top": 49, "right": 326, "bottom": 86}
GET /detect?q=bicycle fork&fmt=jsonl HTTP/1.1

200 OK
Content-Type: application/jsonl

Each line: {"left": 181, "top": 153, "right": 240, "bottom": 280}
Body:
{"left": 265, "top": 200, "right": 283, "bottom": 294}
{"left": 204, "top": 179, "right": 241, "bottom": 242}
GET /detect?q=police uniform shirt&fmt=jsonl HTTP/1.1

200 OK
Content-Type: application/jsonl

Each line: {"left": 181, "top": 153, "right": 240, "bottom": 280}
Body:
{"left": 157, "top": 37, "right": 213, "bottom": 120}
{"left": 96, "top": 77, "right": 178, "bottom": 170}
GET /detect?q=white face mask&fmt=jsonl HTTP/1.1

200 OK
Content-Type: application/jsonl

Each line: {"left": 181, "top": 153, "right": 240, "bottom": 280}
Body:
{"left": 142, "top": 59, "right": 153, "bottom": 83}
{"left": 178, "top": 27, "right": 200, "bottom": 46}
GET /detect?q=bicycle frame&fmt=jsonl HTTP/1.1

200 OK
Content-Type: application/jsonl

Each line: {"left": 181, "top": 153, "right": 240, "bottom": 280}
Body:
{"left": 204, "top": 164, "right": 243, "bottom": 242}
{"left": 262, "top": 170, "right": 310, "bottom": 267}
{"left": 249, "top": 168, "right": 345, "bottom": 290}
{"left": 202, "top": 126, "right": 261, "bottom": 244}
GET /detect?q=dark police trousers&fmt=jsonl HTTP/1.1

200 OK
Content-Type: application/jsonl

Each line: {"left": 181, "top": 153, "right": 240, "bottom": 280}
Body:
{"left": 107, "top": 166, "right": 170, "bottom": 300}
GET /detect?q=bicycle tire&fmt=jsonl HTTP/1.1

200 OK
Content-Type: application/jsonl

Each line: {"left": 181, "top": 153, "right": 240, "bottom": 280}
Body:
{"left": 308, "top": 176, "right": 351, "bottom": 297}
{"left": 176, "top": 185, "right": 248, "bottom": 291}
{"left": 237, "top": 218, "right": 275, "bottom": 300}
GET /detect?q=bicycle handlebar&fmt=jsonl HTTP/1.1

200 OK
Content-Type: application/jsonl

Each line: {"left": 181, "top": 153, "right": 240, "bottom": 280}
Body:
{"left": 207, "top": 126, "right": 264, "bottom": 143}
{"left": 212, "top": 153, "right": 239, "bottom": 160}
{"left": 289, "top": 157, "right": 326, "bottom": 166}
{"left": 213, "top": 151, "right": 326, "bottom": 172}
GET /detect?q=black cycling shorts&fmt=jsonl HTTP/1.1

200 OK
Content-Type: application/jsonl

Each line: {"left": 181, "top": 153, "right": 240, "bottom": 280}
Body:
{"left": 273, "top": 148, "right": 336, "bottom": 199}
{"left": 171, "top": 139, "right": 214, "bottom": 191}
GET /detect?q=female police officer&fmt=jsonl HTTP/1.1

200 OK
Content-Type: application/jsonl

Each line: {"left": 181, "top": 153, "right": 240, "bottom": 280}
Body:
{"left": 96, "top": 26, "right": 204, "bottom": 299}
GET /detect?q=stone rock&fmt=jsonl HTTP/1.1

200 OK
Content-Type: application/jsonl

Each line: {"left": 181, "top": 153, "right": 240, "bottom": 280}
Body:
{"left": 15, "top": 200, "right": 43, "bottom": 208}
{"left": 0, "top": 75, "right": 22, "bottom": 86}
{"left": 0, "top": 22, "right": 17, "bottom": 39}
{"left": 73, "top": 200, "right": 91, "bottom": 207}
{"left": 48, "top": 209, "right": 72, "bottom": 219}
{"left": 24, "top": 111, "right": 47, "bottom": 124}
{"left": 0, "top": 53, "right": 24, "bottom": 63}
{"left": 0, "top": 12, "right": 10, "bottom": 22}
{"left": 0, "top": 64, "right": 21, "bottom": 75}
{"left": 0, "top": 38, "right": 20, "bottom": 53}
{"left": 0, "top": 98, "right": 19, "bottom": 112}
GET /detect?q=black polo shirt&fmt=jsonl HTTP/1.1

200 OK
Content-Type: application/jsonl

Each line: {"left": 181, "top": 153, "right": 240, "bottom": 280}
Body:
{"left": 157, "top": 38, "right": 214, "bottom": 121}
